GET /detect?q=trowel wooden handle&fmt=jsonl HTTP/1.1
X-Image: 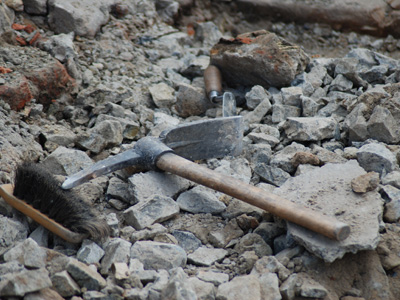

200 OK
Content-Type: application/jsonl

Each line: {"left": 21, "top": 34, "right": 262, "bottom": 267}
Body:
{"left": 204, "top": 65, "right": 222, "bottom": 98}
{"left": 156, "top": 153, "right": 350, "bottom": 241}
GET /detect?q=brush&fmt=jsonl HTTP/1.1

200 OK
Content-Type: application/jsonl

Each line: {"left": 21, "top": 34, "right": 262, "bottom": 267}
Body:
{"left": 0, "top": 162, "right": 110, "bottom": 243}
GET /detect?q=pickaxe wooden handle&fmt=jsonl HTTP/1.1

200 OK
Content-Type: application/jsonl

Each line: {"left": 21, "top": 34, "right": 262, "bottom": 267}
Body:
{"left": 157, "top": 152, "right": 350, "bottom": 241}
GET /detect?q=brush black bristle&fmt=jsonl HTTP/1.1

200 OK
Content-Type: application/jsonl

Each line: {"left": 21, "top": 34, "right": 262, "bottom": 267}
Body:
{"left": 13, "top": 162, "right": 110, "bottom": 241}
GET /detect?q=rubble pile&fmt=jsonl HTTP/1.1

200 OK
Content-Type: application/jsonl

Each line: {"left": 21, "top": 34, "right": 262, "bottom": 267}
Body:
{"left": 1, "top": 0, "right": 400, "bottom": 299}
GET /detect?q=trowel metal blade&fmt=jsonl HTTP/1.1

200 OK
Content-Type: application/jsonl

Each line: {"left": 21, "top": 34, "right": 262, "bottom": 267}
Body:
{"left": 160, "top": 116, "right": 243, "bottom": 161}
{"left": 222, "top": 92, "right": 236, "bottom": 117}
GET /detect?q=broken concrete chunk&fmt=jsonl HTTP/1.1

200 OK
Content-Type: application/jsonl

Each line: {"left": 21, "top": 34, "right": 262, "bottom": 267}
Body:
{"left": 188, "top": 247, "right": 228, "bottom": 267}
{"left": 0, "top": 268, "right": 52, "bottom": 297}
{"left": 281, "top": 86, "right": 303, "bottom": 107}
{"left": 100, "top": 238, "right": 131, "bottom": 275}
{"left": 41, "top": 146, "right": 93, "bottom": 176}
{"left": 51, "top": 270, "right": 80, "bottom": 298}
{"left": 283, "top": 117, "right": 338, "bottom": 142}
{"left": 67, "top": 258, "right": 107, "bottom": 291}
{"left": 48, "top": 0, "right": 112, "bottom": 38}
{"left": 272, "top": 104, "right": 301, "bottom": 123}
{"left": 161, "top": 267, "right": 197, "bottom": 300}
{"left": 254, "top": 163, "right": 291, "bottom": 187}
{"left": 245, "top": 85, "right": 271, "bottom": 110}
{"left": 0, "top": 216, "right": 28, "bottom": 253}
{"left": 3, "top": 238, "right": 47, "bottom": 269}
{"left": 123, "top": 195, "right": 180, "bottom": 230}
{"left": 130, "top": 241, "right": 187, "bottom": 270}
{"left": 174, "top": 83, "right": 210, "bottom": 117}
{"left": 210, "top": 30, "right": 310, "bottom": 88}
{"left": 356, "top": 143, "right": 397, "bottom": 176}
{"left": 128, "top": 170, "right": 191, "bottom": 203}
{"left": 216, "top": 274, "right": 261, "bottom": 300}
{"left": 176, "top": 185, "right": 226, "bottom": 214}
{"left": 274, "top": 160, "right": 383, "bottom": 263}
{"left": 259, "top": 272, "right": 281, "bottom": 300}
{"left": 171, "top": 230, "right": 202, "bottom": 253}
{"left": 149, "top": 82, "right": 176, "bottom": 108}
{"left": 234, "top": 233, "right": 273, "bottom": 258}
{"left": 367, "top": 105, "right": 400, "bottom": 144}
{"left": 187, "top": 277, "right": 216, "bottom": 299}
{"left": 76, "top": 239, "right": 105, "bottom": 265}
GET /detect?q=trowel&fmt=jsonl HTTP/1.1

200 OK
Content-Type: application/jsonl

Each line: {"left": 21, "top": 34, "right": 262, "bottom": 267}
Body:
{"left": 62, "top": 116, "right": 350, "bottom": 241}
{"left": 204, "top": 64, "right": 236, "bottom": 117}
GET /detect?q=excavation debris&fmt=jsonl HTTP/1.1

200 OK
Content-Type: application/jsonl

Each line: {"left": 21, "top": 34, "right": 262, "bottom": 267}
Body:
{"left": 275, "top": 160, "right": 383, "bottom": 263}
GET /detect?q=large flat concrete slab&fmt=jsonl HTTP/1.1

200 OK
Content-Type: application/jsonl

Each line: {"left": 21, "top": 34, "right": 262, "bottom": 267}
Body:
{"left": 274, "top": 160, "right": 383, "bottom": 262}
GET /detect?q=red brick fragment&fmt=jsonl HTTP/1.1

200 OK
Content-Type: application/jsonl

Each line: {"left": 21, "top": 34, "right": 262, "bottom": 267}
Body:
{"left": 0, "top": 75, "right": 33, "bottom": 110}
{"left": 0, "top": 67, "right": 12, "bottom": 74}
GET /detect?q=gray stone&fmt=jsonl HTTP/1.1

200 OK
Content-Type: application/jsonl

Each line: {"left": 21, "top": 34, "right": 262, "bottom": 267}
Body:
{"left": 177, "top": 186, "right": 226, "bottom": 214}
{"left": 29, "top": 226, "right": 49, "bottom": 248}
{"left": 281, "top": 86, "right": 303, "bottom": 107}
{"left": 188, "top": 277, "right": 216, "bottom": 299}
{"left": 128, "top": 171, "right": 191, "bottom": 202}
{"left": 208, "top": 219, "right": 244, "bottom": 248}
{"left": 129, "top": 223, "right": 168, "bottom": 243}
{"left": 23, "top": 0, "right": 47, "bottom": 14}
{"left": 130, "top": 241, "right": 187, "bottom": 270}
{"left": 247, "top": 132, "right": 280, "bottom": 148}
{"left": 123, "top": 195, "right": 180, "bottom": 230}
{"left": 254, "top": 163, "right": 291, "bottom": 187}
{"left": 181, "top": 55, "right": 210, "bottom": 78}
{"left": 329, "top": 74, "right": 353, "bottom": 92}
{"left": 299, "top": 279, "right": 328, "bottom": 298}
{"left": 311, "top": 145, "right": 348, "bottom": 164}
{"left": 367, "top": 106, "right": 400, "bottom": 144}
{"left": 283, "top": 117, "right": 338, "bottom": 142}
{"left": 270, "top": 142, "right": 308, "bottom": 173}
{"left": 361, "top": 65, "right": 389, "bottom": 83}
{"left": 0, "top": 261, "right": 24, "bottom": 277}
{"left": 0, "top": 268, "right": 52, "bottom": 297}
{"left": 96, "top": 114, "right": 140, "bottom": 140}
{"left": 234, "top": 233, "right": 273, "bottom": 258}
{"left": 187, "top": 247, "right": 228, "bottom": 267}
{"left": 149, "top": 82, "right": 176, "bottom": 108}
{"left": 51, "top": 270, "right": 80, "bottom": 298}
{"left": 216, "top": 274, "right": 261, "bottom": 300}
{"left": 275, "top": 246, "right": 304, "bottom": 265}
{"left": 67, "top": 258, "right": 106, "bottom": 290}
{"left": 174, "top": 83, "right": 211, "bottom": 117}
{"left": 77, "top": 119, "right": 123, "bottom": 153}
{"left": 243, "top": 98, "right": 272, "bottom": 125}
{"left": 106, "top": 212, "right": 119, "bottom": 237}
{"left": 197, "top": 270, "right": 230, "bottom": 286}
{"left": 100, "top": 238, "right": 132, "bottom": 275}
{"left": 0, "top": 3, "right": 14, "bottom": 35}
{"left": 0, "top": 215, "right": 28, "bottom": 252}
{"left": 77, "top": 239, "right": 105, "bottom": 265}
{"left": 40, "top": 124, "right": 76, "bottom": 147}
{"left": 251, "top": 255, "right": 291, "bottom": 282}
{"left": 161, "top": 268, "right": 197, "bottom": 300}
{"left": 194, "top": 21, "right": 223, "bottom": 48}
{"left": 274, "top": 160, "right": 383, "bottom": 262}
{"left": 271, "top": 104, "right": 301, "bottom": 123}
{"left": 112, "top": 262, "right": 130, "bottom": 281}
{"left": 344, "top": 103, "right": 369, "bottom": 142}
{"left": 357, "top": 143, "right": 397, "bottom": 176}
{"left": 41, "top": 146, "right": 93, "bottom": 176}
{"left": 279, "top": 274, "right": 300, "bottom": 300}
{"left": 254, "top": 222, "right": 286, "bottom": 246}
{"left": 171, "top": 230, "right": 202, "bottom": 253}
{"left": 210, "top": 30, "right": 309, "bottom": 88}
{"left": 48, "top": 0, "right": 112, "bottom": 38}
{"left": 245, "top": 85, "right": 271, "bottom": 110}
{"left": 3, "top": 238, "right": 47, "bottom": 269}
{"left": 106, "top": 177, "right": 132, "bottom": 203}
{"left": 382, "top": 171, "right": 400, "bottom": 189}
{"left": 259, "top": 273, "right": 282, "bottom": 300}
{"left": 381, "top": 185, "right": 400, "bottom": 222}
{"left": 301, "top": 96, "right": 320, "bottom": 117}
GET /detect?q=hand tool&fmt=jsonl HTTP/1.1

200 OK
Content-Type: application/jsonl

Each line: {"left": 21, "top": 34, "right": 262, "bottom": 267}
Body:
{"left": 204, "top": 64, "right": 237, "bottom": 117}
{"left": 62, "top": 116, "right": 350, "bottom": 241}
{"left": 0, "top": 162, "right": 110, "bottom": 244}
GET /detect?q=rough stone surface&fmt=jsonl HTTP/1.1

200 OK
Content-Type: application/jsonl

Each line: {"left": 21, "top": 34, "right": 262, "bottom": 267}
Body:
{"left": 357, "top": 143, "right": 397, "bottom": 176}
{"left": 216, "top": 274, "right": 262, "bottom": 300}
{"left": 283, "top": 117, "right": 338, "bottom": 142}
{"left": 67, "top": 258, "right": 107, "bottom": 291}
{"left": 100, "top": 238, "right": 132, "bottom": 275}
{"left": 130, "top": 241, "right": 187, "bottom": 270}
{"left": 210, "top": 30, "right": 310, "bottom": 88}
{"left": 123, "top": 195, "right": 180, "bottom": 230}
{"left": 176, "top": 185, "right": 226, "bottom": 214}
{"left": 275, "top": 160, "right": 383, "bottom": 262}
{"left": 187, "top": 247, "right": 228, "bottom": 267}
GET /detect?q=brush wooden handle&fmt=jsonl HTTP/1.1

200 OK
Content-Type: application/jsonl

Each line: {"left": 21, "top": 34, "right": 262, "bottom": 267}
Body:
{"left": 156, "top": 153, "right": 350, "bottom": 241}
{"left": 0, "top": 184, "right": 87, "bottom": 244}
{"left": 204, "top": 65, "right": 222, "bottom": 99}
